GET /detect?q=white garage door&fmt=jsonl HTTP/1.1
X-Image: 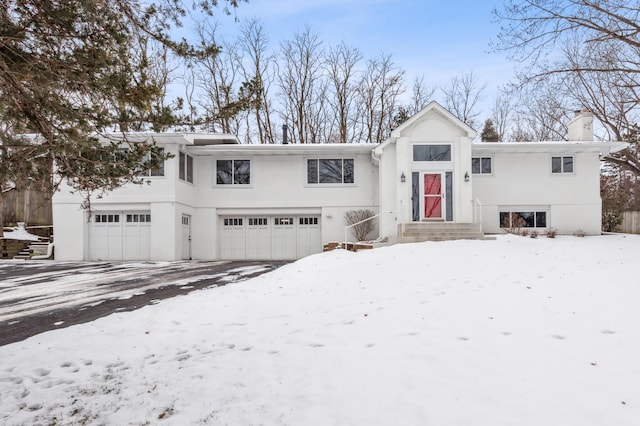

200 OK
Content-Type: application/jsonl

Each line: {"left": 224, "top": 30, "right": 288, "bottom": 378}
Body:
{"left": 90, "top": 212, "right": 151, "bottom": 261}
{"left": 219, "top": 215, "right": 321, "bottom": 260}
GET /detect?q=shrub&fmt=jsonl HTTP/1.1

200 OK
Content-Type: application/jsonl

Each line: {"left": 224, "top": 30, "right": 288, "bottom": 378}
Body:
{"left": 530, "top": 230, "right": 538, "bottom": 238}
{"left": 501, "top": 212, "right": 526, "bottom": 235}
{"left": 573, "top": 229, "right": 586, "bottom": 237}
{"left": 344, "top": 209, "right": 376, "bottom": 242}
{"left": 545, "top": 227, "right": 557, "bottom": 238}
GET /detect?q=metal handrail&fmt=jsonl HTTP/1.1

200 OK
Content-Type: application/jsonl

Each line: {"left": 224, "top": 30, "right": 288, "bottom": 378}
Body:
{"left": 472, "top": 198, "right": 483, "bottom": 234}
{"left": 344, "top": 211, "right": 398, "bottom": 245}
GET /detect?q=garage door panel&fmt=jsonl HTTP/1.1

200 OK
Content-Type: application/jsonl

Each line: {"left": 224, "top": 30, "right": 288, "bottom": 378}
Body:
{"left": 220, "top": 217, "right": 245, "bottom": 259}
{"left": 246, "top": 217, "right": 270, "bottom": 259}
{"left": 272, "top": 217, "right": 297, "bottom": 260}
{"left": 297, "top": 216, "right": 321, "bottom": 258}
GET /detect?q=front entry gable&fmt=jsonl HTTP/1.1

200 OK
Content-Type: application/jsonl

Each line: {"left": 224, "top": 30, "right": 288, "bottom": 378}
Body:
{"left": 390, "top": 101, "right": 477, "bottom": 141}
{"left": 376, "top": 101, "right": 476, "bottom": 236}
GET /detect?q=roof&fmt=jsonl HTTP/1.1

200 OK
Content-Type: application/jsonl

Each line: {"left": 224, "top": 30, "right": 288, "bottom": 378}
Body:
{"left": 472, "top": 141, "right": 628, "bottom": 155}
{"left": 187, "top": 143, "right": 377, "bottom": 156}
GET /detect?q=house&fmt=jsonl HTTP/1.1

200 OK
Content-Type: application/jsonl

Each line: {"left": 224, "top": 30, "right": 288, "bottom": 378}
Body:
{"left": 52, "top": 102, "right": 626, "bottom": 261}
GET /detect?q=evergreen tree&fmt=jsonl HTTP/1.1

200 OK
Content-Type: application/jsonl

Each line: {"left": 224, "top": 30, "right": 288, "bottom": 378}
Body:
{"left": 0, "top": 0, "right": 243, "bottom": 236}
{"left": 481, "top": 119, "right": 500, "bottom": 142}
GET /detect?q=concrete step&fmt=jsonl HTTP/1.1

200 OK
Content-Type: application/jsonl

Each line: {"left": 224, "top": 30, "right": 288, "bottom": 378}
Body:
{"left": 398, "top": 222, "right": 486, "bottom": 242}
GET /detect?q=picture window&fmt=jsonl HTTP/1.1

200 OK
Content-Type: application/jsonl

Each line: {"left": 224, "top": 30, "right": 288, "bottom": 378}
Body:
{"left": 307, "top": 159, "right": 354, "bottom": 184}
{"left": 217, "top": 159, "right": 251, "bottom": 185}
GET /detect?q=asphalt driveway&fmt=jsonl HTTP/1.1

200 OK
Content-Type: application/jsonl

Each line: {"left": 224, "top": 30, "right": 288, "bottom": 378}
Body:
{"left": 0, "top": 260, "right": 288, "bottom": 346}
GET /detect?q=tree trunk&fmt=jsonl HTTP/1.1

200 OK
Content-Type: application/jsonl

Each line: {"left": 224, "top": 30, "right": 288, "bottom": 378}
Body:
{"left": 0, "top": 190, "right": 5, "bottom": 238}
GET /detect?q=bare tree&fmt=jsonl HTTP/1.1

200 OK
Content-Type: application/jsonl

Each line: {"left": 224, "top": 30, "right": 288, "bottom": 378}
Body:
{"left": 491, "top": 91, "right": 512, "bottom": 141}
{"left": 493, "top": 0, "right": 640, "bottom": 174}
{"left": 277, "top": 27, "right": 326, "bottom": 144}
{"left": 237, "top": 19, "right": 277, "bottom": 144}
{"left": 408, "top": 75, "right": 436, "bottom": 115}
{"left": 509, "top": 84, "right": 569, "bottom": 141}
{"left": 357, "top": 53, "right": 405, "bottom": 144}
{"left": 441, "top": 71, "right": 486, "bottom": 129}
{"left": 325, "top": 42, "right": 362, "bottom": 143}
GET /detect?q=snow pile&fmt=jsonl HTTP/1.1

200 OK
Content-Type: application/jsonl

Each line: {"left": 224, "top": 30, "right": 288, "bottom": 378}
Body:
{"left": 1, "top": 223, "right": 40, "bottom": 241}
{"left": 1, "top": 234, "right": 639, "bottom": 425}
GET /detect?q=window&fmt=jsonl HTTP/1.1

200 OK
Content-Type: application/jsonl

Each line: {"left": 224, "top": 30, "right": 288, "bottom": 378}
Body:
{"left": 95, "top": 214, "right": 120, "bottom": 223}
{"left": 143, "top": 147, "right": 164, "bottom": 177}
{"left": 307, "top": 159, "right": 354, "bottom": 184}
{"left": 223, "top": 218, "right": 243, "bottom": 226}
{"left": 299, "top": 217, "right": 319, "bottom": 225}
{"left": 217, "top": 159, "right": 250, "bottom": 185}
{"left": 552, "top": 156, "right": 574, "bottom": 174}
{"left": 500, "top": 211, "right": 547, "bottom": 228}
{"left": 413, "top": 144, "right": 451, "bottom": 161}
{"left": 472, "top": 157, "right": 492, "bottom": 174}
{"left": 126, "top": 214, "right": 151, "bottom": 223}
{"left": 179, "top": 151, "right": 194, "bottom": 183}
{"left": 275, "top": 217, "right": 294, "bottom": 225}
{"left": 248, "top": 218, "right": 268, "bottom": 226}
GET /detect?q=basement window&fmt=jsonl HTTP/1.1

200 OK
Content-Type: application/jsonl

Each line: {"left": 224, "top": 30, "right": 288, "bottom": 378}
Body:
{"left": 499, "top": 211, "right": 547, "bottom": 228}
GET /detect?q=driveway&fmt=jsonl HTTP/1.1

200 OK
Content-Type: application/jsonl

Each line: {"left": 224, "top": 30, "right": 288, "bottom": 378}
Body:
{"left": 0, "top": 260, "right": 288, "bottom": 346}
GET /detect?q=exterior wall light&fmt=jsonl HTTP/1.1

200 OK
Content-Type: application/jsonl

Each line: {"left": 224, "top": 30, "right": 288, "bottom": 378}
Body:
{"left": 464, "top": 171, "right": 470, "bottom": 182}
{"left": 401, "top": 172, "right": 406, "bottom": 183}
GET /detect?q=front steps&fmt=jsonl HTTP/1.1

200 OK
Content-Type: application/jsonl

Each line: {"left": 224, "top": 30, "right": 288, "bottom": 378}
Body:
{"left": 396, "top": 222, "right": 490, "bottom": 242}
{"left": 13, "top": 240, "right": 53, "bottom": 260}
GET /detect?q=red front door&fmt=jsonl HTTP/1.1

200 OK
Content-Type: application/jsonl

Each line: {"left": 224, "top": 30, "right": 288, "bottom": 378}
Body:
{"left": 424, "top": 174, "right": 442, "bottom": 219}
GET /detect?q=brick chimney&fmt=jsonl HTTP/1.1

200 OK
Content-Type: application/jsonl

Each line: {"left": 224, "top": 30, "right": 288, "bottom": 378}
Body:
{"left": 567, "top": 109, "right": 594, "bottom": 141}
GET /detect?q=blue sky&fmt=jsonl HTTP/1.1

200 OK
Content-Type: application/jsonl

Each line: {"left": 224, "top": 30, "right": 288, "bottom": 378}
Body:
{"left": 202, "top": 0, "right": 515, "bottom": 116}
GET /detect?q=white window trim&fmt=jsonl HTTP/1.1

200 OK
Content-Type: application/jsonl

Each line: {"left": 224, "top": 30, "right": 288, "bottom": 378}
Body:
{"left": 305, "top": 157, "right": 356, "bottom": 186}
{"left": 214, "top": 159, "right": 252, "bottom": 187}
{"left": 499, "top": 207, "right": 550, "bottom": 229}
{"left": 178, "top": 150, "right": 194, "bottom": 184}
{"left": 412, "top": 143, "right": 453, "bottom": 163}
{"left": 550, "top": 155, "right": 575, "bottom": 175}
{"left": 471, "top": 156, "right": 493, "bottom": 176}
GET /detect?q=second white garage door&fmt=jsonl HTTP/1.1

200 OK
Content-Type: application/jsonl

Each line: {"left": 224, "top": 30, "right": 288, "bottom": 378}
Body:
{"left": 219, "top": 215, "right": 321, "bottom": 260}
{"left": 90, "top": 212, "right": 151, "bottom": 261}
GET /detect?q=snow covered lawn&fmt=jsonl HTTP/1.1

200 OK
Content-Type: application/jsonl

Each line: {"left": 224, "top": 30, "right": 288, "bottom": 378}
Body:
{"left": 1, "top": 234, "right": 639, "bottom": 425}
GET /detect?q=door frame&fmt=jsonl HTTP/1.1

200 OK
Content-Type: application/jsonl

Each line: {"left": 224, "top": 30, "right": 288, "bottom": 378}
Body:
{"left": 417, "top": 171, "right": 453, "bottom": 222}
{"left": 181, "top": 214, "right": 191, "bottom": 260}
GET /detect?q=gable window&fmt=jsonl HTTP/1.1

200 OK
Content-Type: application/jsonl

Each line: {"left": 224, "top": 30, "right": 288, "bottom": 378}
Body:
{"left": 500, "top": 211, "right": 547, "bottom": 228}
{"left": 217, "top": 159, "right": 250, "bottom": 185}
{"left": 413, "top": 144, "right": 451, "bottom": 161}
{"left": 307, "top": 159, "right": 354, "bottom": 184}
{"left": 551, "top": 156, "right": 573, "bottom": 174}
{"left": 179, "top": 151, "right": 194, "bottom": 183}
{"left": 472, "top": 157, "right": 492, "bottom": 174}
